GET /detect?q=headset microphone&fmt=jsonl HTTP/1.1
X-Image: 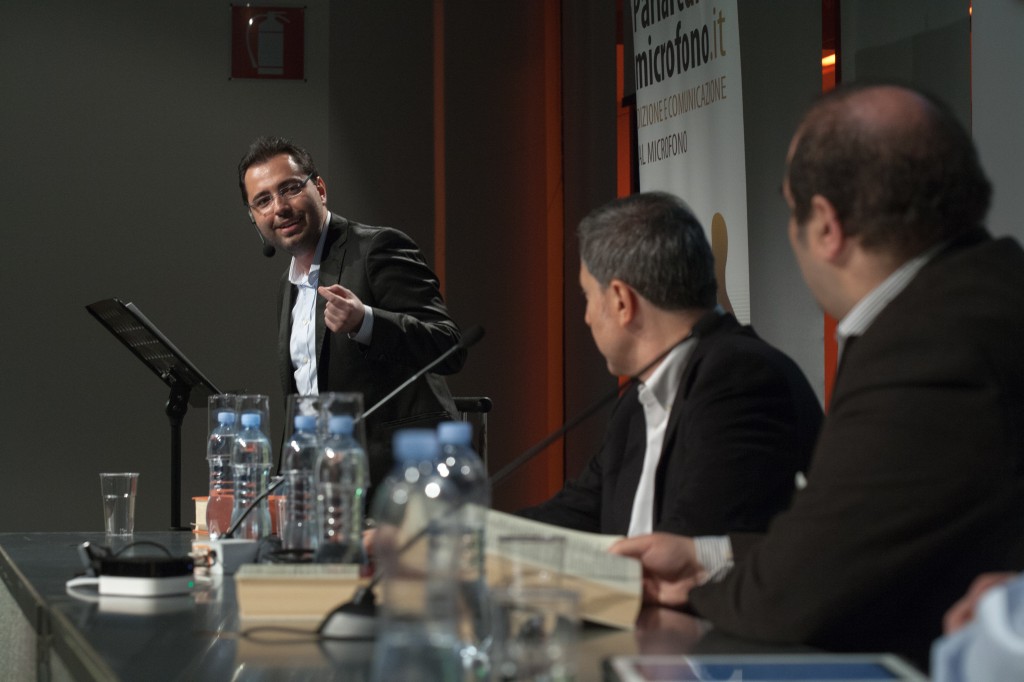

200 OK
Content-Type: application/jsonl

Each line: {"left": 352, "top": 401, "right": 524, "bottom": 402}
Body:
{"left": 249, "top": 213, "right": 276, "bottom": 258}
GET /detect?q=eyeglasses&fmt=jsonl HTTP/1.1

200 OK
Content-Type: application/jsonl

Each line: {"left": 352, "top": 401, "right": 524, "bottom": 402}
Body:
{"left": 247, "top": 173, "right": 315, "bottom": 214}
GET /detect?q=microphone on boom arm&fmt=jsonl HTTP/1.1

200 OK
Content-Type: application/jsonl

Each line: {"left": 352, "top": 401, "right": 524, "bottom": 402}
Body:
{"left": 488, "top": 329, "right": 695, "bottom": 487}
{"left": 216, "top": 327, "right": 483, "bottom": 579}
{"left": 315, "top": 324, "right": 484, "bottom": 639}
{"left": 357, "top": 325, "right": 485, "bottom": 425}
{"left": 316, "top": 329, "right": 694, "bottom": 640}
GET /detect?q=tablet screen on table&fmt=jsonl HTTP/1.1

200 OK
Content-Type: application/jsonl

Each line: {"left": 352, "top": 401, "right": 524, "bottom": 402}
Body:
{"left": 605, "top": 653, "right": 927, "bottom": 681}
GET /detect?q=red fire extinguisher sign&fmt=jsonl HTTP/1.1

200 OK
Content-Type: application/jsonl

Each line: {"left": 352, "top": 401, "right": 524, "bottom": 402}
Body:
{"left": 230, "top": 6, "right": 305, "bottom": 80}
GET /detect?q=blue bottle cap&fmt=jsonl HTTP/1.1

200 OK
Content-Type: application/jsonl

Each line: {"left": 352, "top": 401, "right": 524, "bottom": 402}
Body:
{"left": 240, "top": 411, "right": 262, "bottom": 429}
{"left": 437, "top": 421, "right": 472, "bottom": 446}
{"left": 328, "top": 415, "right": 355, "bottom": 435}
{"left": 393, "top": 429, "right": 439, "bottom": 462}
{"left": 294, "top": 414, "right": 317, "bottom": 432}
{"left": 217, "top": 411, "right": 236, "bottom": 425}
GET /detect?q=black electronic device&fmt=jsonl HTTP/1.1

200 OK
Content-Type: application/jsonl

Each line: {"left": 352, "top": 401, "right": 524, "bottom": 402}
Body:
{"left": 74, "top": 541, "right": 196, "bottom": 598}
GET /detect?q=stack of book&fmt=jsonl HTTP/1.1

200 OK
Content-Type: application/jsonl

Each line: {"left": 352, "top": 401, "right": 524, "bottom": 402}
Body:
{"left": 234, "top": 508, "right": 642, "bottom": 629}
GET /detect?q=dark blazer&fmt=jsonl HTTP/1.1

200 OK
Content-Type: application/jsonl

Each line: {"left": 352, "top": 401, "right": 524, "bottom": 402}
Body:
{"left": 278, "top": 214, "right": 465, "bottom": 486}
{"left": 520, "top": 311, "right": 823, "bottom": 536}
{"left": 689, "top": 231, "right": 1024, "bottom": 668}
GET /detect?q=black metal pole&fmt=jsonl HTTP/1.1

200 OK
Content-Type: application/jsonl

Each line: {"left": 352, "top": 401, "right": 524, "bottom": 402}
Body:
{"left": 166, "top": 385, "right": 191, "bottom": 531}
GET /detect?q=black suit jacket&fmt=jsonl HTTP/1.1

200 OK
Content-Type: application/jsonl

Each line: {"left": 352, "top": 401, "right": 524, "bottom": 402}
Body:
{"left": 520, "top": 311, "right": 823, "bottom": 536}
{"left": 278, "top": 214, "right": 465, "bottom": 485}
{"left": 689, "top": 231, "right": 1024, "bottom": 668}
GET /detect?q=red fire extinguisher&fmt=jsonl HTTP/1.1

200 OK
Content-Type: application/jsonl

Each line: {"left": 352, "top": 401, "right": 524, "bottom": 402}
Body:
{"left": 247, "top": 11, "right": 289, "bottom": 76}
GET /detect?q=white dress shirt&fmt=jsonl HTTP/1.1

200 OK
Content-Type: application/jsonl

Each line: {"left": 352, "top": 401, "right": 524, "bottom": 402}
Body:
{"left": 627, "top": 338, "right": 697, "bottom": 536}
{"left": 289, "top": 212, "right": 374, "bottom": 395}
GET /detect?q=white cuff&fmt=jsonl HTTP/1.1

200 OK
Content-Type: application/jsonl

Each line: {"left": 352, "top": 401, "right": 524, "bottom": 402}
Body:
{"left": 348, "top": 306, "right": 374, "bottom": 345}
{"left": 693, "top": 535, "right": 734, "bottom": 585}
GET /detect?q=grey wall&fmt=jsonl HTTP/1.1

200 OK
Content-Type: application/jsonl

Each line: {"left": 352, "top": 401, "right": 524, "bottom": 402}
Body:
{"left": 327, "top": 4, "right": 435, "bottom": 245}
{"left": 842, "top": 0, "right": 971, "bottom": 127}
{"left": 739, "top": 0, "right": 825, "bottom": 401}
{"left": 972, "top": 0, "right": 1024, "bottom": 244}
{"left": 0, "top": 0, "right": 329, "bottom": 532}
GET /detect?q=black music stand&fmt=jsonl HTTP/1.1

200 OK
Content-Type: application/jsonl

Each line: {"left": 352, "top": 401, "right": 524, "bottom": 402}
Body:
{"left": 87, "top": 298, "right": 222, "bottom": 530}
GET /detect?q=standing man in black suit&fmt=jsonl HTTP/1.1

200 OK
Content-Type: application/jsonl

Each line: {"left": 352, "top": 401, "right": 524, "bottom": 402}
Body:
{"left": 611, "top": 84, "right": 1024, "bottom": 668}
{"left": 520, "top": 192, "right": 822, "bottom": 537}
{"left": 238, "top": 137, "right": 465, "bottom": 486}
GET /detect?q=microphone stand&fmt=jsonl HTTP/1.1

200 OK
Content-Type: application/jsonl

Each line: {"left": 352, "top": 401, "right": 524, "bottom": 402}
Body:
{"left": 216, "top": 329, "right": 480, "bottom": 563}
{"left": 489, "top": 330, "right": 694, "bottom": 486}
{"left": 202, "top": 325, "right": 470, "bottom": 637}
{"left": 357, "top": 325, "right": 484, "bottom": 424}
{"left": 222, "top": 476, "right": 287, "bottom": 540}
{"left": 225, "top": 326, "right": 483, "bottom": 544}
{"left": 316, "top": 330, "right": 695, "bottom": 639}
{"left": 315, "top": 326, "right": 485, "bottom": 639}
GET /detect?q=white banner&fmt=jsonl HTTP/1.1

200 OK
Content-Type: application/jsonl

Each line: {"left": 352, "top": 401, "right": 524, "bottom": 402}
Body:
{"left": 631, "top": 0, "right": 749, "bottom": 322}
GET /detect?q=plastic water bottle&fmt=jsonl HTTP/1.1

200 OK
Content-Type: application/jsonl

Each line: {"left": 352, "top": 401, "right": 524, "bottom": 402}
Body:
{"left": 315, "top": 415, "right": 368, "bottom": 563}
{"left": 231, "top": 411, "right": 273, "bottom": 540}
{"left": 437, "top": 421, "right": 491, "bottom": 675}
{"left": 282, "top": 414, "right": 320, "bottom": 554}
{"left": 371, "top": 429, "right": 463, "bottom": 682}
{"left": 206, "top": 410, "right": 236, "bottom": 540}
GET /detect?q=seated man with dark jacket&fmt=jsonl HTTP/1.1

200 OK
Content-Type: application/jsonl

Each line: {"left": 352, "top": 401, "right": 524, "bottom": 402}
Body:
{"left": 611, "top": 84, "right": 1024, "bottom": 670}
{"left": 520, "top": 192, "right": 822, "bottom": 537}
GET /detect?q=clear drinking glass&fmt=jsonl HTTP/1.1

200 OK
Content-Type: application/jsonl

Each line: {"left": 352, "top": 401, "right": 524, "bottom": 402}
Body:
{"left": 284, "top": 393, "right": 322, "bottom": 440}
{"left": 100, "top": 472, "right": 139, "bottom": 537}
{"left": 490, "top": 586, "right": 580, "bottom": 681}
{"left": 318, "top": 392, "right": 366, "bottom": 447}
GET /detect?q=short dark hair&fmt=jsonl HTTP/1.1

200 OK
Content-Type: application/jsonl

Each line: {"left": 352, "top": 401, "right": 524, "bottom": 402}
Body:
{"left": 578, "top": 191, "right": 717, "bottom": 310}
{"left": 788, "top": 84, "right": 992, "bottom": 259}
{"left": 237, "top": 136, "right": 319, "bottom": 204}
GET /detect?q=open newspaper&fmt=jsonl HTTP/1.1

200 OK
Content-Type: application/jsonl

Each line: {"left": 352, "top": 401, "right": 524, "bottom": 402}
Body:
{"left": 483, "top": 507, "right": 642, "bottom": 629}
{"left": 235, "top": 507, "right": 642, "bottom": 629}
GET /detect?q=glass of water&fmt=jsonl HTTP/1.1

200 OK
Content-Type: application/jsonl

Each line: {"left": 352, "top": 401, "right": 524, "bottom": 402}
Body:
{"left": 100, "top": 472, "right": 139, "bottom": 537}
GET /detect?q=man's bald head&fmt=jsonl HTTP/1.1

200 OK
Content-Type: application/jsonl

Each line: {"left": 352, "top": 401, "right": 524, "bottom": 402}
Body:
{"left": 787, "top": 84, "right": 991, "bottom": 260}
